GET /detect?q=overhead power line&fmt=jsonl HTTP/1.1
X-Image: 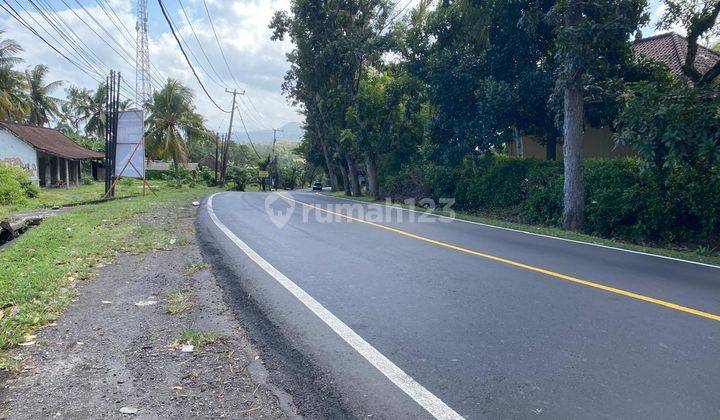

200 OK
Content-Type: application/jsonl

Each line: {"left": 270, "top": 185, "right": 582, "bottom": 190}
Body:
{"left": 201, "top": 0, "right": 242, "bottom": 90}
{"left": 177, "top": 0, "right": 227, "bottom": 88}
{"left": 97, "top": 0, "right": 166, "bottom": 86}
{"left": 235, "top": 103, "right": 262, "bottom": 159}
{"left": 157, "top": 0, "right": 230, "bottom": 113}
{"left": 0, "top": 0, "right": 141, "bottom": 101}
{"left": 35, "top": 0, "right": 138, "bottom": 99}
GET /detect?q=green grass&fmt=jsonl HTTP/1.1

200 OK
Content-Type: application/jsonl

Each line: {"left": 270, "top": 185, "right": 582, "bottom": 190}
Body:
{"left": 0, "top": 182, "right": 148, "bottom": 220}
{"left": 0, "top": 184, "right": 221, "bottom": 368}
{"left": 164, "top": 291, "right": 194, "bottom": 315}
{"left": 176, "top": 329, "right": 219, "bottom": 349}
{"left": 326, "top": 191, "right": 720, "bottom": 266}
{"left": 184, "top": 261, "right": 210, "bottom": 275}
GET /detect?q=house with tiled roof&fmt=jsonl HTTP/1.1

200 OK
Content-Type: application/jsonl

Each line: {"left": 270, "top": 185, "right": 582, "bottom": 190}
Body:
{"left": 0, "top": 121, "right": 103, "bottom": 187}
{"left": 507, "top": 32, "right": 720, "bottom": 160}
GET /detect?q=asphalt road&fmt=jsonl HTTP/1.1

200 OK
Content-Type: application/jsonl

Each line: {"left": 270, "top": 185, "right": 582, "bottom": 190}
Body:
{"left": 196, "top": 190, "right": 720, "bottom": 419}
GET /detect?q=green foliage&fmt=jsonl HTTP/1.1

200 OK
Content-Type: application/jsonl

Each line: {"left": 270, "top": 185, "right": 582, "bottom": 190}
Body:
{"left": 0, "top": 162, "right": 38, "bottom": 205}
{"left": 385, "top": 157, "right": 720, "bottom": 245}
{"left": 226, "top": 165, "right": 252, "bottom": 191}
{"left": 615, "top": 81, "right": 720, "bottom": 166}
{"left": 197, "top": 166, "right": 217, "bottom": 186}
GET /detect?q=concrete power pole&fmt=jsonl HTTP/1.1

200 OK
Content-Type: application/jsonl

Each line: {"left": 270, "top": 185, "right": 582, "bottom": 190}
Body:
{"left": 272, "top": 128, "right": 282, "bottom": 189}
{"left": 221, "top": 88, "right": 245, "bottom": 185}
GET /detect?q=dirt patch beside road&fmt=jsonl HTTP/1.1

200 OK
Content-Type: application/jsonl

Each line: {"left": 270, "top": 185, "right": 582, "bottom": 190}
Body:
{"left": 0, "top": 204, "right": 299, "bottom": 419}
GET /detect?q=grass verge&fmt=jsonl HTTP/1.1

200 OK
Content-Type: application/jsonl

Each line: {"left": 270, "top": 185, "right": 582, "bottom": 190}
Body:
{"left": 164, "top": 291, "right": 194, "bottom": 315}
{"left": 326, "top": 191, "right": 720, "bottom": 266}
{"left": 175, "top": 329, "right": 219, "bottom": 349}
{"left": 0, "top": 184, "right": 220, "bottom": 368}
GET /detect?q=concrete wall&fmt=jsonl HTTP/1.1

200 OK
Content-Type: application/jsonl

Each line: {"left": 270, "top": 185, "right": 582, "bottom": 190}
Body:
{"left": 0, "top": 128, "right": 38, "bottom": 182}
{"left": 146, "top": 160, "right": 198, "bottom": 171}
{"left": 507, "top": 126, "right": 636, "bottom": 160}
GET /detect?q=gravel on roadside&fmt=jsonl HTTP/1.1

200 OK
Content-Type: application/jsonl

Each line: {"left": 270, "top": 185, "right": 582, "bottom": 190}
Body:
{"left": 0, "top": 205, "right": 299, "bottom": 420}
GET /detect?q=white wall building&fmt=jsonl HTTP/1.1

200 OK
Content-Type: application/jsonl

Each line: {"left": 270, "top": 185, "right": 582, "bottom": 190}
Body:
{"left": 0, "top": 122, "right": 103, "bottom": 187}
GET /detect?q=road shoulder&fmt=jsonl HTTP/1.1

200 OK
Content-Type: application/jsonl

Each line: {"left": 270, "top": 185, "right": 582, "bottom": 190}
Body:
{"left": 0, "top": 198, "right": 298, "bottom": 419}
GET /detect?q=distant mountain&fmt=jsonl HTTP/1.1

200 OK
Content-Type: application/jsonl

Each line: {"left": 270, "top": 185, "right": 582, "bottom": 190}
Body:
{"left": 234, "top": 121, "right": 304, "bottom": 144}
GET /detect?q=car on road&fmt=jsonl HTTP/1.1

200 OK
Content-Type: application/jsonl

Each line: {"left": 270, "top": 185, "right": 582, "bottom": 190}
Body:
{"left": 312, "top": 182, "right": 323, "bottom": 191}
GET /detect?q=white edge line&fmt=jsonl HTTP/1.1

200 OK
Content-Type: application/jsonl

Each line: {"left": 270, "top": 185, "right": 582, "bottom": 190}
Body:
{"left": 318, "top": 192, "right": 720, "bottom": 270}
{"left": 206, "top": 193, "right": 464, "bottom": 420}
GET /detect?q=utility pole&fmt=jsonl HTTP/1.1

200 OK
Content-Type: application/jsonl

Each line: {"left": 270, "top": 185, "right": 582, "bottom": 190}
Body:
{"left": 222, "top": 88, "right": 245, "bottom": 185}
{"left": 214, "top": 132, "right": 219, "bottom": 185}
{"left": 271, "top": 128, "right": 282, "bottom": 189}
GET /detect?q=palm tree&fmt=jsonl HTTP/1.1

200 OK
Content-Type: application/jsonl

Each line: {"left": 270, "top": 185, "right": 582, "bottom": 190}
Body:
{"left": 0, "top": 31, "right": 28, "bottom": 121}
{"left": 58, "top": 85, "right": 92, "bottom": 134}
{"left": 75, "top": 83, "right": 131, "bottom": 138}
{"left": 77, "top": 82, "right": 106, "bottom": 138}
{"left": 145, "top": 79, "right": 209, "bottom": 184}
{"left": 25, "top": 64, "right": 62, "bottom": 126}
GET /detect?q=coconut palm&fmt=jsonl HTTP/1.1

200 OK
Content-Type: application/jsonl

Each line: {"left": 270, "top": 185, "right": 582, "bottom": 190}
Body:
{"left": 25, "top": 64, "right": 62, "bottom": 126}
{"left": 0, "top": 31, "right": 28, "bottom": 121}
{"left": 76, "top": 82, "right": 106, "bottom": 138}
{"left": 58, "top": 85, "right": 92, "bottom": 134}
{"left": 145, "top": 79, "right": 209, "bottom": 184}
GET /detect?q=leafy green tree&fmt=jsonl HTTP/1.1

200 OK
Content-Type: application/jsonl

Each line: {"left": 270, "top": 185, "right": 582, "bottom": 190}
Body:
{"left": 400, "top": 0, "right": 558, "bottom": 164}
{"left": 554, "top": 0, "right": 647, "bottom": 229}
{"left": 25, "top": 64, "right": 62, "bottom": 126}
{"left": 343, "top": 67, "right": 427, "bottom": 198}
{"left": 0, "top": 31, "right": 27, "bottom": 121}
{"left": 615, "top": 80, "right": 720, "bottom": 167}
{"left": 270, "top": 0, "right": 391, "bottom": 195}
{"left": 77, "top": 83, "right": 107, "bottom": 138}
{"left": 58, "top": 85, "right": 92, "bottom": 134}
{"left": 145, "top": 79, "right": 209, "bottom": 184}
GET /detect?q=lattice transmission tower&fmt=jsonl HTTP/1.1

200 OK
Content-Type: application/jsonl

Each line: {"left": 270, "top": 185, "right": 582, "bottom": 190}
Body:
{"left": 135, "top": 0, "right": 151, "bottom": 108}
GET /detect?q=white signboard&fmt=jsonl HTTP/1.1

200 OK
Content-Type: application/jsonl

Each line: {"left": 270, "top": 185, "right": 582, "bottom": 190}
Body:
{"left": 114, "top": 109, "right": 145, "bottom": 178}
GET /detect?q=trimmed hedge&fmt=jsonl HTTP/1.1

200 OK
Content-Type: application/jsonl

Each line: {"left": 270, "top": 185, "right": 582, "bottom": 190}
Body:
{"left": 382, "top": 156, "right": 720, "bottom": 245}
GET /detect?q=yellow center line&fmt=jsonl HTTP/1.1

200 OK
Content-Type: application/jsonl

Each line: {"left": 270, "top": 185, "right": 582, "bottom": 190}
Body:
{"left": 278, "top": 193, "right": 720, "bottom": 322}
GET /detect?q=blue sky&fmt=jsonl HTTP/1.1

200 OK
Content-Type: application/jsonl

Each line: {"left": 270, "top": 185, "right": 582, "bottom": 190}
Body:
{"left": 1, "top": 0, "right": 670, "bottom": 135}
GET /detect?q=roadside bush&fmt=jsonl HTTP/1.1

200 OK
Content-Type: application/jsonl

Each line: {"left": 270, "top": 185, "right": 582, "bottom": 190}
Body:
{"left": 383, "top": 156, "right": 720, "bottom": 246}
{"left": 0, "top": 162, "right": 39, "bottom": 205}
{"left": 226, "top": 165, "right": 251, "bottom": 191}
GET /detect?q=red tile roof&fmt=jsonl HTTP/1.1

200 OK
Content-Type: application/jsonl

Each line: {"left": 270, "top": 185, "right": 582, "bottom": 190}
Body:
{"left": 632, "top": 32, "right": 720, "bottom": 79}
{"left": 0, "top": 122, "right": 103, "bottom": 160}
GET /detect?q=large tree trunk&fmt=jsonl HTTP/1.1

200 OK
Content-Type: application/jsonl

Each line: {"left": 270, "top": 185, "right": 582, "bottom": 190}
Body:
{"left": 562, "top": 79, "right": 585, "bottom": 230}
{"left": 347, "top": 156, "right": 361, "bottom": 197}
{"left": 562, "top": 0, "right": 585, "bottom": 231}
{"left": 338, "top": 160, "right": 351, "bottom": 196}
{"left": 365, "top": 153, "right": 379, "bottom": 199}
{"left": 317, "top": 129, "right": 339, "bottom": 191}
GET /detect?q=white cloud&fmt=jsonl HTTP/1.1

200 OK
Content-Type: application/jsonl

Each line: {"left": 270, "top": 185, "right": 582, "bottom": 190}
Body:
{"left": 0, "top": 0, "right": 301, "bottom": 134}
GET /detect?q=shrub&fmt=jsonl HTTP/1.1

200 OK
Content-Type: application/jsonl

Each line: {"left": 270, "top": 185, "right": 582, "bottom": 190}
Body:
{"left": 383, "top": 155, "right": 720, "bottom": 246}
{"left": 0, "top": 162, "right": 38, "bottom": 205}
{"left": 226, "top": 165, "right": 251, "bottom": 191}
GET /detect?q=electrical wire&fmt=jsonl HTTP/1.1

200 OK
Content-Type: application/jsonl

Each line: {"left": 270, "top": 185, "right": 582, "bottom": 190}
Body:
{"left": 235, "top": 103, "right": 262, "bottom": 159}
{"left": 201, "top": 0, "right": 242, "bottom": 90}
{"left": 97, "top": 0, "right": 166, "bottom": 86}
{"left": 0, "top": 1, "right": 117, "bottom": 93}
{"left": 177, "top": 0, "right": 227, "bottom": 88}
{"left": 157, "top": 0, "right": 230, "bottom": 113}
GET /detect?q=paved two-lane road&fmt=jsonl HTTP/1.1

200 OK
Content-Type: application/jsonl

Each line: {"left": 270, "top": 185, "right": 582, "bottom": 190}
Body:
{"left": 197, "top": 191, "right": 720, "bottom": 419}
